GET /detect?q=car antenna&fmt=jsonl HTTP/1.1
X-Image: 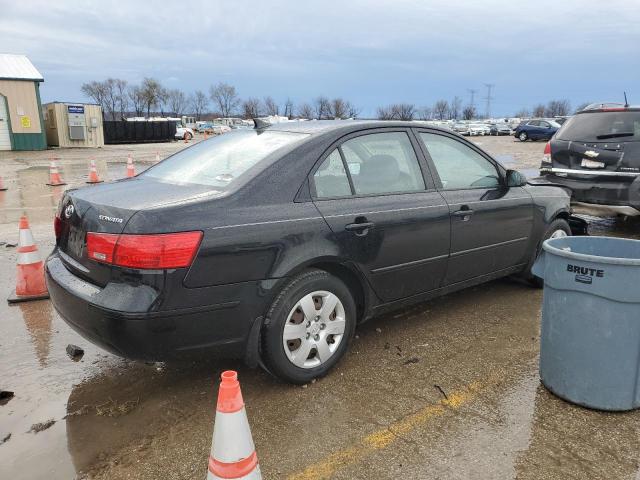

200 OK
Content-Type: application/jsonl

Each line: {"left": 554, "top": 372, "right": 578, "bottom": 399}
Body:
{"left": 624, "top": 91, "right": 630, "bottom": 108}
{"left": 253, "top": 118, "right": 271, "bottom": 130}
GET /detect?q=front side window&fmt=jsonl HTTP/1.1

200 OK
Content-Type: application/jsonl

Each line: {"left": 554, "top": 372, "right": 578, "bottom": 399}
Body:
{"left": 340, "top": 132, "right": 425, "bottom": 195}
{"left": 142, "top": 129, "right": 308, "bottom": 189}
{"left": 313, "top": 149, "right": 352, "bottom": 198}
{"left": 419, "top": 133, "right": 500, "bottom": 190}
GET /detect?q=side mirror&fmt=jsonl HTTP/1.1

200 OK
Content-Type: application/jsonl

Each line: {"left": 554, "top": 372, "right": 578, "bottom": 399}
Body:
{"left": 505, "top": 169, "right": 527, "bottom": 187}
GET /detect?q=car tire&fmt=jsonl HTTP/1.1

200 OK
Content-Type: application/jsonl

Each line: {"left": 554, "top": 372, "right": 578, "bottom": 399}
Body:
{"left": 524, "top": 218, "right": 572, "bottom": 288}
{"left": 518, "top": 132, "right": 528, "bottom": 141}
{"left": 261, "top": 269, "right": 356, "bottom": 384}
{"left": 184, "top": 132, "right": 193, "bottom": 141}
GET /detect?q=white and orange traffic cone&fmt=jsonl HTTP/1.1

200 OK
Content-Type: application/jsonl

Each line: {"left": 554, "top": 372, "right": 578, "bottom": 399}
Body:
{"left": 46, "top": 160, "right": 66, "bottom": 186}
{"left": 207, "top": 371, "right": 261, "bottom": 480}
{"left": 86, "top": 159, "right": 103, "bottom": 184}
{"left": 0, "top": 176, "right": 7, "bottom": 191}
{"left": 8, "top": 216, "right": 49, "bottom": 304}
{"left": 126, "top": 154, "right": 135, "bottom": 177}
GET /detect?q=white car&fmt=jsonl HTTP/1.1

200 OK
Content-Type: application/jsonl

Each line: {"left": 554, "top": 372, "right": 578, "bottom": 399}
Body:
{"left": 175, "top": 126, "right": 195, "bottom": 140}
{"left": 468, "top": 124, "right": 489, "bottom": 136}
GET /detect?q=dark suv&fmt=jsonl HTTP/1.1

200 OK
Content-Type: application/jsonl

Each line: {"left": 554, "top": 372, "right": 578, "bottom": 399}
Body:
{"left": 540, "top": 104, "right": 640, "bottom": 216}
{"left": 47, "top": 121, "right": 578, "bottom": 383}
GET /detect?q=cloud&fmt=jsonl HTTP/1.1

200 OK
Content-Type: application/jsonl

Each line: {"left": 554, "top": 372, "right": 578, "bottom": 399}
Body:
{"left": 1, "top": 0, "right": 638, "bottom": 115}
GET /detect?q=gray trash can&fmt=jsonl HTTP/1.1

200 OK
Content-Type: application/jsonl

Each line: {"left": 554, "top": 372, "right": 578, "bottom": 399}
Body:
{"left": 532, "top": 235, "right": 640, "bottom": 411}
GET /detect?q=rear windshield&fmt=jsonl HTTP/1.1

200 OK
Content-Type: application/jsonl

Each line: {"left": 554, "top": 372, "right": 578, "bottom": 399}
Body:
{"left": 142, "top": 130, "right": 308, "bottom": 188}
{"left": 558, "top": 111, "right": 640, "bottom": 142}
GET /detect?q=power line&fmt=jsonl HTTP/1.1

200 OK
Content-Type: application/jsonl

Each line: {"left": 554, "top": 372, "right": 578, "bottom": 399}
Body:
{"left": 483, "top": 83, "right": 495, "bottom": 118}
{"left": 467, "top": 89, "right": 477, "bottom": 108}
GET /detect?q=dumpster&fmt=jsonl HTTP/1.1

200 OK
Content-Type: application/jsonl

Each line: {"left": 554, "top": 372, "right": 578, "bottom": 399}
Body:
{"left": 532, "top": 235, "right": 640, "bottom": 411}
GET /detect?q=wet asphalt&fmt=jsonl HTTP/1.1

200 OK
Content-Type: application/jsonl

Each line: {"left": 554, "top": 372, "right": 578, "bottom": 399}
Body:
{"left": 1, "top": 135, "right": 639, "bottom": 480}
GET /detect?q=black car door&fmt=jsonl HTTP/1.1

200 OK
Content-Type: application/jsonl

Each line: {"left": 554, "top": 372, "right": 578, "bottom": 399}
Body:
{"left": 311, "top": 129, "right": 451, "bottom": 303}
{"left": 415, "top": 130, "right": 534, "bottom": 285}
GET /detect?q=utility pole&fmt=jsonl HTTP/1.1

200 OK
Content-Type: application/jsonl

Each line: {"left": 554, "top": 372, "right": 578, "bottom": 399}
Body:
{"left": 483, "top": 83, "right": 494, "bottom": 119}
{"left": 467, "top": 89, "right": 477, "bottom": 108}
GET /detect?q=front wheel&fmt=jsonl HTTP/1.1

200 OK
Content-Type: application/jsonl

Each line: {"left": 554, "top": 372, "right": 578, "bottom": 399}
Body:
{"left": 261, "top": 269, "right": 356, "bottom": 384}
{"left": 518, "top": 131, "right": 528, "bottom": 141}
{"left": 524, "top": 218, "right": 571, "bottom": 288}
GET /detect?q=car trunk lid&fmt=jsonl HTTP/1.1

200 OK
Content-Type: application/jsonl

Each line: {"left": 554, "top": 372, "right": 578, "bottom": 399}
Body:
{"left": 56, "top": 178, "right": 217, "bottom": 286}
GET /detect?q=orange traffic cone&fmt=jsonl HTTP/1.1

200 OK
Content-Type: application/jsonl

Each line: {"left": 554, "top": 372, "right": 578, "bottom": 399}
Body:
{"left": 46, "top": 160, "right": 66, "bottom": 186}
{"left": 207, "top": 371, "right": 261, "bottom": 480}
{"left": 204, "top": 131, "right": 208, "bottom": 140}
{"left": 86, "top": 159, "right": 103, "bottom": 184}
{"left": 155, "top": 152, "right": 160, "bottom": 162}
{"left": 184, "top": 134, "right": 189, "bottom": 143}
{"left": 126, "top": 154, "right": 135, "bottom": 177}
{"left": 8, "top": 216, "right": 49, "bottom": 304}
{"left": 0, "top": 176, "right": 7, "bottom": 191}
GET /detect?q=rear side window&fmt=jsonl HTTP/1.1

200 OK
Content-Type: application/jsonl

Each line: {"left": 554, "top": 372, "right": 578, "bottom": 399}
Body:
{"left": 313, "top": 150, "right": 351, "bottom": 198}
{"left": 420, "top": 133, "right": 500, "bottom": 190}
{"left": 142, "top": 130, "right": 308, "bottom": 189}
{"left": 558, "top": 111, "right": 640, "bottom": 142}
{"left": 340, "top": 132, "right": 425, "bottom": 195}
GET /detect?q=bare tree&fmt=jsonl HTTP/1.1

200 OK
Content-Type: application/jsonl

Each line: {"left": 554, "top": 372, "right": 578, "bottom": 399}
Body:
{"left": 462, "top": 105, "right": 476, "bottom": 120}
{"left": 532, "top": 104, "right": 546, "bottom": 117}
{"left": 167, "top": 89, "right": 188, "bottom": 115}
{"left": 346, "top": 102, "right": 360, "bottom": 119}
{"left": 574, "top": 102, "right": 591, "bottom": 113}
{"left": 433, "top": 100, "right": 449, "bottom": 120}
{"left": 190, "top": 90, "right": 208, "bottom": 120}
{"left": 242, "top": 97, "right": 262, "bottom": 119}
{"left": 329, "top": 98, "right": 349, "bottom": 119}
{"left": 127, "top": 86, "right": 145, "bottom": 116}
{"left": 392, "top": 103, "right": 415, "bottom": 121}
{"left": 114, "top": 79, "right": 129, "bottom": 119}
{"left": 283, "top": 98, "right": 294, "bottom": 119}
{"left": 448, "top": 96, "right": 462, "bottom": 120}
{"left": 210, "top": 82, "right": 240, "bottom": 117}
{"left": 377, "top": 105, "right": 394, "bottom": 120}
{"left": 514, "top": 108, "right": 530, "bottom": 118}
{"left": 263, "top": 96, "right": 279, "bottom": 116}
{"left": 140, "top": 77, "right": 164, "bottom": 117}
{"left": 545, "top": 99, "right": 571, "bottom": 117}
{"left": 297, "top": 103, "right": 314, "bottom": 119}
{"left": 81, "top": 81, "right": 109, "bottom": 119}
{"left": 313, "top": 96, "right": 332, "bottom": 120}
{"left": 418, "top": 106, "right": 433, "bottom": 120}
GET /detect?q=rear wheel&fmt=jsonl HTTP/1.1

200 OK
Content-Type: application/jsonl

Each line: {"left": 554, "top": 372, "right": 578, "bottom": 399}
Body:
{"left": 261, "top": 269, "right": 356, "bottom": 384}
{"left": 525, "top": 218, "right": 571, "bottom": 287}
{"left": 518, "top": 131, "right": 528, "bottom": 141}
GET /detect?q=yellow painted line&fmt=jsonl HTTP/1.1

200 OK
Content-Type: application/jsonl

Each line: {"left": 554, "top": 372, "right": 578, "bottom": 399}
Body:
{"left": 287, "top": 377, "right": 494, "bottom": 480}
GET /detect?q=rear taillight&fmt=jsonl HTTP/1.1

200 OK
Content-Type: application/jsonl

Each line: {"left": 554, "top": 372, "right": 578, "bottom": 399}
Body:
{"left": 54, "top": 215, "right": 63, "bottom": 239}
{"left": 543, "top": 141, "right": 551, "bottom": 164}
{"left": 86, "top": 231, "right": 202, "bottom": 269}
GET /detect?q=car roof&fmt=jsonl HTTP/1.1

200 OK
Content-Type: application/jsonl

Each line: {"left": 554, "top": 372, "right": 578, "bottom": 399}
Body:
{"left": 265, "top": 119, "right": 449, "bottom": 135}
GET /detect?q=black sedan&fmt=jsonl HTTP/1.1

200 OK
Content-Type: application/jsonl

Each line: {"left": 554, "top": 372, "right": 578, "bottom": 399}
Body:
{"left": 47, "top": 121, "right": 579, "bottom": 383}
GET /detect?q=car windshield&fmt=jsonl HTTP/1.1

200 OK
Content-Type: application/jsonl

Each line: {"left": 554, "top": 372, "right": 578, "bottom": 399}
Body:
{"left": 142, "top": 129, "right": 308, "bottom": 188}
{"left": 558, "top": 111, "right": 640, "bottom": 142}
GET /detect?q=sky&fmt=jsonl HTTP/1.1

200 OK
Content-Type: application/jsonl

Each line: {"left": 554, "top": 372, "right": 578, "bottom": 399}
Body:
{"left": 1, "top": 0, "right": 639, "bottom": 118}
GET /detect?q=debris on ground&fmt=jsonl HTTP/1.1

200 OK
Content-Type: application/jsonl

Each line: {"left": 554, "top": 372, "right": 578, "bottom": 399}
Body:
{"left": 384, "top": 342, "right": 390, "bottom": 350}
{"left": 95, "top": 397, "right": 139, "bottom": 417}
{"left": 403, "top": 357, "right": 420, "bottom": 365}
{"left": 434, "top": 384, "right": 448, "bottom": 400}
{"left": 4, "top": 242, "right": 16, "bottom": 248}
{"left": 375, "top": 328, "right": 382, "bottom": 333}
{"left": 66, "top": 344, "right": 84, "bottom": 360}
{"left": 1, "top": 433, "right": 11, "bottom": 445}
{"left": 63, "top": 404, "right": 91, "bottom": 419}
{"left": 28, "top": 419, "right": 56, "bottom": 433}
{"left": 0, "top": 391, "right": 14, "bottom": 406}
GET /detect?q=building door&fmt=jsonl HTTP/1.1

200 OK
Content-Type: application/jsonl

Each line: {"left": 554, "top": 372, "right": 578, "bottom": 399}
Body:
{"left": 0, "top": 96, "right": 11, "bottom": 150}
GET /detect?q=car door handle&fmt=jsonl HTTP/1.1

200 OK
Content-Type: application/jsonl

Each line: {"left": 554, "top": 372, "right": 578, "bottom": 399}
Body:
{"left": 345, "top": 218, "right": 375, "bottom": 235}
{"left": 452, "top": 207, "right": 474, "bottom": 220}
